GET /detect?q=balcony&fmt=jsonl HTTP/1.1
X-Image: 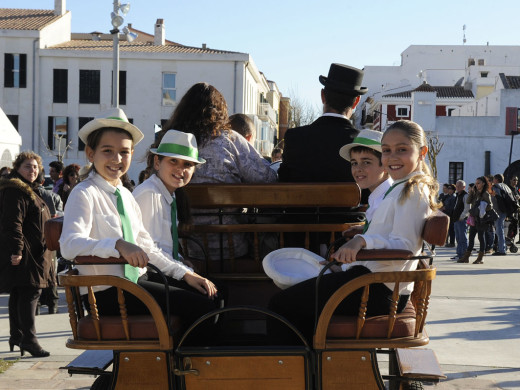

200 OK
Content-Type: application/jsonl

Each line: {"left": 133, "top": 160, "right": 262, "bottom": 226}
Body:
{"left": 257, "top": 102, "right": 277, "bottom": 125}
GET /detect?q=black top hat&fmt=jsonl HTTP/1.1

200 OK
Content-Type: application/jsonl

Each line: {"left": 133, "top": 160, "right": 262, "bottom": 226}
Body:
{"left": 319, "top": 63, "right": 368, "bottom": 95}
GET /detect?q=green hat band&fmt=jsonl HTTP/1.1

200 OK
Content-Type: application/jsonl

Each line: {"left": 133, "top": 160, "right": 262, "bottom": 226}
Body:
{"left": 107, "top": 116, "right": 127, "bottom": 122}
{"left": 157, "top": 143, "right": 199, "bottom": 159}
{"left": 352, "top": 137, "right": 380, "bottom": 146}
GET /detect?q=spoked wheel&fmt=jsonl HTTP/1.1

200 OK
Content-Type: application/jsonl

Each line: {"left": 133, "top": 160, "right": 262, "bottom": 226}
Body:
{"left": 400, "top": 380, "right": 424, "bottom": 390}
{"left": 509, "top": 244, "right": 518, "bottom": 253}
{"left": 90, "top": 374, "right": 113, "bottom": 390}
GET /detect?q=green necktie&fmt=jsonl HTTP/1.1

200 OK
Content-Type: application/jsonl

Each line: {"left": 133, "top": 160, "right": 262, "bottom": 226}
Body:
{"left": 115, "top": 188, "right": 140, "bottom": 283}
{"left": 171, "top": 197, "right": 179, "bottom": 260}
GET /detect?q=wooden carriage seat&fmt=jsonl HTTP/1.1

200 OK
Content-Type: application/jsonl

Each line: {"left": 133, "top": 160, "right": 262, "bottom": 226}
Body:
{"left": 44, "top": 217, "right": 179, "bottom": 350}
{"left": 318, "top": 211, "right": 448, "bottom": 344}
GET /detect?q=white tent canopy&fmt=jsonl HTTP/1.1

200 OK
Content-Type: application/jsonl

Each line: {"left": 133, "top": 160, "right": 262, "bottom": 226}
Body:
{"left": 0, "top": 107, "right": 22, "bottom": 169}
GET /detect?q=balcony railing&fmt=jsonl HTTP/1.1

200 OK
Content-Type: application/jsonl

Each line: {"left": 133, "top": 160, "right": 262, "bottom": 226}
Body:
{"left": 257, "top": 102, "right": 277, "bottom": 125}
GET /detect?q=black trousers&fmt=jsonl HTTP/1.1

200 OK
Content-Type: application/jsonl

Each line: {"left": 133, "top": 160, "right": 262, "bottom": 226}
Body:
{"left": 83, "top": 272, "right": 218, "bottom": 345}
{"left": 268, "top": 265, "right": 409, "bottom": 344}
{"left": 9, "top": 285, "right": 42, "bottom": 345}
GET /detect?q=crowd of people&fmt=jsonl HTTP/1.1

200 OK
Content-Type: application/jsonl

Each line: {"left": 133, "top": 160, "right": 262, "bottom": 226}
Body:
{"left": 439, "top": 175, "right": 520, "bottom": 264}
{"left": 1, "top": 61, "right": 519, "bottom": 357}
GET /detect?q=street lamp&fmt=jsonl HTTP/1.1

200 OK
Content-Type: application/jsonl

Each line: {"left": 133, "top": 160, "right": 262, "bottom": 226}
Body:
{"left": 110, "top": 1, "right": 135, "bottom": 108}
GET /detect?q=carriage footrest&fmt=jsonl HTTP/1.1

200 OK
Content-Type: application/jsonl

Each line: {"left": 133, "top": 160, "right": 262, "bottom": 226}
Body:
{"left": 396, "top": 348, "right": 446, "bottom": 381}
{"left": 61, "top": 350, "right": 113, "bottom": 376}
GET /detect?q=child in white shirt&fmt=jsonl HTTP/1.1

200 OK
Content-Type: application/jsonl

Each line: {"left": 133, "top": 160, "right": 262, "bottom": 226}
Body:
{"left": 269, "top": 120, "right": 440, "bottom": 343}
{"left": 133, "top": 130, "right": 204, "bottom": 271}
{"left": 59, "top": 109, "right": 217, "bottom": 340}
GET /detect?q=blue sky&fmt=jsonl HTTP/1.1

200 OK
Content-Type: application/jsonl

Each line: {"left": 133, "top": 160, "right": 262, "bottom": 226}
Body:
{"left": 4, "top": 0, "right": 520, "bottom": 109}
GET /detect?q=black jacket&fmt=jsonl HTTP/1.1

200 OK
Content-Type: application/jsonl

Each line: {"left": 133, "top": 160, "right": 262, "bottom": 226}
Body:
{"left": 278, "top": 115, "right": 359, "bottom": 182}
{"left": 0, "top": 174, "right": 52, "bottom": 292}
{"left": 452, "top": 190, "right": 467, "bottom": 221}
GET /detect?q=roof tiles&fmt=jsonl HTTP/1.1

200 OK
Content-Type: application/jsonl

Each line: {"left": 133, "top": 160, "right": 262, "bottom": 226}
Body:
{"left": 48, "top": 39, "right": 238, "bottom": 54}
{"left": 0, "top": 8, "right": 61, "bottom": 30}
{"left": 383, "top": 86, "right": 474, "bottom": 99}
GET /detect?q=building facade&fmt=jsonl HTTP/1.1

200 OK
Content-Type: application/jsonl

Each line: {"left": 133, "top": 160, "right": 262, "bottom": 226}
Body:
{"left": 360, "top": 45, "right": 520, "bottom": 186}
{"left": 0, "top": 1, "right": 281, "bottom": 180}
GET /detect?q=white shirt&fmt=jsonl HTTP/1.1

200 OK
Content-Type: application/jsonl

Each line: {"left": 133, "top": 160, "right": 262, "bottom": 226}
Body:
{"left": 357, "top": 172, "right": 432, "bottom": 294}
{"left": 366, "top": 178, "right": 393, "bottom": 222}
{"left": 341, "top": 178, "right": 393, "bottom": 272}
{"left": 321, "top": 113, "right": 349, "bottom": 120}
{"left": 133, "top": 174, "right": 179, "bottom": 258}
{"left": 60, "top": 171, "right": 191, "bottom": 292}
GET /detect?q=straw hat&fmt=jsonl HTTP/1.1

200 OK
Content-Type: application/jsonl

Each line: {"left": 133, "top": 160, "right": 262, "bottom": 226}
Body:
{"left": 78, "top": 108, "right": 144, "bottom": 145}
{"left": 262, "top": 248, "right": 328, "bottom": 289}
{"left": 150, "top": 130, "right": 205, "bottom": 164}
{"left": 339, "top": 129, "right": 383, "bottom": 161}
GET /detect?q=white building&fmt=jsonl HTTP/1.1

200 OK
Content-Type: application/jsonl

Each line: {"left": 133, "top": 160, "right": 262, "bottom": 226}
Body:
{"left": 0, "top": 1, "right": 280, "bottom": 180}
{"left": 360, "top": 45, "right": 520, "bottom": 186}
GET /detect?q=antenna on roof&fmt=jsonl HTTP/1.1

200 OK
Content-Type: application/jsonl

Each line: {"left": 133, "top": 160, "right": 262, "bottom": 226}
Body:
{"left": 462, "top": 24, "right": 467, "bottom": 45}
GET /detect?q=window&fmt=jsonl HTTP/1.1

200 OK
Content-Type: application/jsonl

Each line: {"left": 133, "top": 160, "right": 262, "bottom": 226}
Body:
{"left": 53, "top": 69, "right": 68, "bottom": 103}
{"left": 478, "top": 59, "right": 485, "bottom": 66}
{"left": 47, "top": 116, "right": 68, "bottom": 151}
{"left": 6, "top": 115, "right": 18, "bottom": 132}
{"left": 480, "top": 71, "right": 489, "bottom": 78}
{"left": 111, "top": 70, "right": 127, "bottom": 105}
{"left": 446, "top": 106, "right": 458, "bottom": 116}
{"left": 4, "top": 54, "right": 27, "bottom": 88}
{"left": 79, "top": 70, "right": 100, "bottom": 104}
{"left": 162, "top": 73, "right": 176, "bottom": 106}
{"left": 396, "top": 106, "right": 409, "bottom": 117}
{"left": 78, "top": 117, "right": 94, "bottom": 151}
{"left": 467, "top": 58, "right": 475, "bottom": 67}
{"left": 449, "top": 162, "right": 464, "bottom": 184}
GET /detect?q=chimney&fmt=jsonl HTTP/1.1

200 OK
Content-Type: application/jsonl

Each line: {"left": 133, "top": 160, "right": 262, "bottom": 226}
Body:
{"left": 202, "top": 43, "right": 207, "bottom": 49}
{"left": 54, "top": 0, "right": 66, "bottom": 16}
{"left": 154, "top": 19, "right": 165, "bottom": 46}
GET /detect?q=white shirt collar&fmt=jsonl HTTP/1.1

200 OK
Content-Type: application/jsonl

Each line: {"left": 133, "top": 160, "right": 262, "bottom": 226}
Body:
{"left": 321, "top": 113, "right": 349, "bottom": 120}
{"left": 368, "top": 178, "right": 393, "bottom": 207}
{"left": 89, "top": 170, "right": 122, "bottom": 194}
{"left": 149, "top": 173, "right": 174, "bottom": 204}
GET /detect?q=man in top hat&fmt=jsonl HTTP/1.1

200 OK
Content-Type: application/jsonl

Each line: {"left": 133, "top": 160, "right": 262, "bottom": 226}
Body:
{"left": 278, "top": 63, "right": 367, "bottom": 183}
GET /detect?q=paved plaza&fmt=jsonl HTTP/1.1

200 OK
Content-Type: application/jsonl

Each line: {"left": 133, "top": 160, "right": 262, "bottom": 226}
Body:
{"left": 0, "top": 246, "right": 519, "bottom": 389}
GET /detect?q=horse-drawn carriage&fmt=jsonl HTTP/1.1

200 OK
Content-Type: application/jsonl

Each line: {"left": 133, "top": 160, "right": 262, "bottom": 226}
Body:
{"left": 45, "top": 182, "right": 447, "bottom": 390}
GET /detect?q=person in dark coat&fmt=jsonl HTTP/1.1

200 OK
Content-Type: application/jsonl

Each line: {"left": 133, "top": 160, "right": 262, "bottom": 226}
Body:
{"left": 0, "top": 151, "right": 52, "bottom": 357}
{"left": 278, "top": 63, "right": 367, "bottom": 183}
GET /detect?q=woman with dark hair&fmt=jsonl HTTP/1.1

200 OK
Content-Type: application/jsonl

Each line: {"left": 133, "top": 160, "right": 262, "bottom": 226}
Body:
{"left": 0, "top": 151, "right": 52, "bottom": 357}
{"left": 458, "top": 176, "right": 493, "bottom": 264}
{"left": 153, "top": 82, "right": 277, "bottom": 260}
{"left": 58, "top": 163, "right": 80, "bottom": 205}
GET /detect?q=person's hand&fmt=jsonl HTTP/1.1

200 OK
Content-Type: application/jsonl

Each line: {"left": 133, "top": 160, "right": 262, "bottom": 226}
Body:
{"left": 183, "top": 272, "right": 218, "bottom": 299}
{"left": 63, "top": 183, "right": 71, "bottom": 192}
{"left": 330, "top": 235, "right": 366, "bottom": 264}
{"left": 115, "top": 239, "right": 149, "bottom": 268}
{"left": 10, "top": 255, "right": 22, "bottom": 266}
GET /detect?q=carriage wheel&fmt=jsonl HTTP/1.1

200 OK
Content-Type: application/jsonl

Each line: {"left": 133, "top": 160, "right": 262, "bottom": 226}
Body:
{"left": 510, "top": 245, "right": 518, "bottom": 253}
{"left": 90, "top": 374, "right": 113, "bottom": 390}
{"left": 400, "top": 380, "right": 424, "bottom": 390}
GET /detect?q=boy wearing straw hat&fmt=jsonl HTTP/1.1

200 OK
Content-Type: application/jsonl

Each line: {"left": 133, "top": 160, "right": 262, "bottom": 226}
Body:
{"left": 339, "top": 129, "right": 392, "bottom": 237}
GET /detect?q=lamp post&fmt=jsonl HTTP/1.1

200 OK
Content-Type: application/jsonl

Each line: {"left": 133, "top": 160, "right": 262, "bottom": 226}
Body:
{"left": 109, "top": 1, "right": 132, "bottom": 108}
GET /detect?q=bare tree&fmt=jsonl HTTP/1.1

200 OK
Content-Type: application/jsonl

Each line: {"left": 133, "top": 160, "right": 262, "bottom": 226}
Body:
{"left": 286, "top": 88, "right": 319, "bottom": 128}
{"left": 40, "top": 132, "right": 73, "bottom": 162}
{"left": 427, "top": 132, "right": 444, "bottom": 179}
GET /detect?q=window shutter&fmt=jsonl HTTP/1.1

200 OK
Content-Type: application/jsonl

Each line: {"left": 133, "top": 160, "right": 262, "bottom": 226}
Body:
{"left": 4, "top": 54, "right": 14, "bottom": 88}
{"left": 48, "top": 116, "right": 54, "bottom": 149}
{"left": 19, "top": 54, "right": 27, "bottom": 88}
{"left": 119, "top": 71, "right": 127, "bottom": 105}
